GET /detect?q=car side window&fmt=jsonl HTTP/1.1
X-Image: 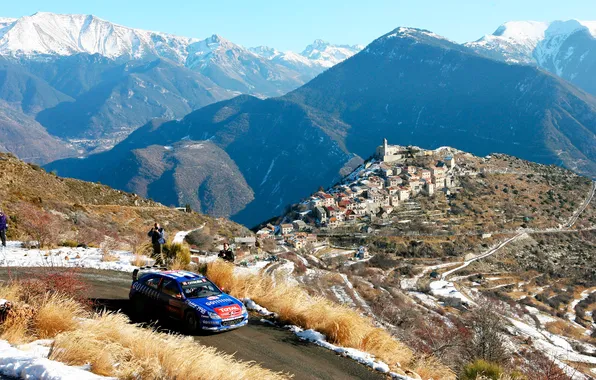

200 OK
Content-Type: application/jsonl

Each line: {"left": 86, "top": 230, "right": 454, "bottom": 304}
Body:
{"left": 144, "top": 277, "right": 161, "bottom": 290}
{"left": 161, "top": 279, "right": 182, "bottom": 298}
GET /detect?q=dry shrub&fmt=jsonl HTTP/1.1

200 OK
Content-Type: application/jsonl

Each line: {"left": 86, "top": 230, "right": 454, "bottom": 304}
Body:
{"left": 545, "top": 320, "right": 585, "bottom": 339}
{"left": 0, "top": 305, "right": 33, "bottom": 344}
{"left": 18, "top": 268, "right": 90, "bottom": 305}
{"left": 0, "top": 284, "right": 86, "bottom": 344}
{"left": 163, "top": 242, "right": 191, "bottom": 264}
{"left": 413, "top": 355, "right": 459, "bottom": 380}
{"left": 132, "top": 254, "right": 151, "bottom": 267}
{"left": 17, "top": 202, "right": 64, "bottom": 248}
{"left": 34, "top": 294, "right": 86, "bottom": 338}
{"left": 205, "top": 261, "right": 453, "bottom": 378}
{"left": 51, "top": 312, "right": 287, "bottom": 380}
{"left": 170, "top": 256, "right": 192, "bottom": 270}
{"left": 100, "top": 237, "right": 120, "bottom": 262}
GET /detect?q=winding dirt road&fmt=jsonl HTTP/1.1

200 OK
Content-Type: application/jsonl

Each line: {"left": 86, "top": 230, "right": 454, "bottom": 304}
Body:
{"left": 0, "top": 268, "right": 382, "bottom": 380}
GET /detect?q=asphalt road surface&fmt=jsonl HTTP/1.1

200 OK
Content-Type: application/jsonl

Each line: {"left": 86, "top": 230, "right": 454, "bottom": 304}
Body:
{"left": 0, "top": 268, "right": 383, "bottom": 380}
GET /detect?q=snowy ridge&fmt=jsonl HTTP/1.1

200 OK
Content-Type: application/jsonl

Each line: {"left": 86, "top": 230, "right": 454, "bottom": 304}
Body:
{"left": 385, "top": 26, "right": 451, "bottom": 42}
{"left": 467, "top": 19, "right": 596, "bottom": 64}
{"left": 0, "top": 12, "right": 198, "bottom": 61}
{"left": 251, "top": 39, "right": 362, "bottom": 68}
{"left": 300, "top": 39, "right": 363, "bottom": 68}
{"left": 0, "top": 12, "right": 360, "bottom": 72}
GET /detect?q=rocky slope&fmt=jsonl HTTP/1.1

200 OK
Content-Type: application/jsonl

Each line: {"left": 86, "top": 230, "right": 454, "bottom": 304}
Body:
{"left": 0, "top": 152, "right": 248, "bottom": 245}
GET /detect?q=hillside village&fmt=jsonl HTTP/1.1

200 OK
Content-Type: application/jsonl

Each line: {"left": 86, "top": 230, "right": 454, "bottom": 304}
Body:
{"left": 257, "top": 140, "right": 463, "bottom": 248}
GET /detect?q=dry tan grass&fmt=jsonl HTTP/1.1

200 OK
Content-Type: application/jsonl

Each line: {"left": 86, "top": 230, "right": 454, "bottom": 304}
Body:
{"left": 51, "top": 312, "right": 287, "bottom": 379}
{"left": 132, "top": 254, "right": 150, "bottom": 267}
{"left": 0, "top": 284, "right": 86, "bottom": 344}
{"left": 101, "top": 252, "right": 120, "bottom": 262}
{"left": 34, "top": 294, "right": 86, "bottom": 339}
{"left": 0, "top": 306, "right": 33, "bottom": 344}
{"left": 545, "top": 320, "right": 586, "bottom": 340}
{"left": 206, "top": 261, "right": 454, "bottom": 380}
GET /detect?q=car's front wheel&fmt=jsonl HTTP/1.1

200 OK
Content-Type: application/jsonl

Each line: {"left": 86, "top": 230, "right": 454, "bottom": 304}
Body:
{"left": 184, "top": 311, "right": 199, "bottom": 334}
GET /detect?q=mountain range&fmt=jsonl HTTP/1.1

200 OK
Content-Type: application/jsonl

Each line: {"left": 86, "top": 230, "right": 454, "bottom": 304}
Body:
{"left": 0, "top": 12, "right": 361, "bottom": 159}
{"left": 48, "top": 26, "right": 596, "bottom": 227}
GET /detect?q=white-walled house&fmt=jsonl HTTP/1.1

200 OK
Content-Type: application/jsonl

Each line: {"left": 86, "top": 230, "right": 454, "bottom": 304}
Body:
{"left": 398, "top": 187, "right": 411, "bottom": 201}
{"left": 280, "top": 224, "right": 294, "bottom": 235}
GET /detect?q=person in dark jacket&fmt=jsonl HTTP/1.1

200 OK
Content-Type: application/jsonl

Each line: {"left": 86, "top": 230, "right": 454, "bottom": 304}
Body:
{"left": 218, "top": 242, "right": 235, "bottom": 263}
{"left": 0, "top": 210, "right": 7, "bottom": 248}
{"left": 148, "top": 223, "right": 165, "bottom": 262}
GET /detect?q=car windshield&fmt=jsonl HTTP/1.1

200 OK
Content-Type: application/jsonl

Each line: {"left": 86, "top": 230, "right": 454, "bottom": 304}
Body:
{"left": 180, "top": 278, "right": 222, "bottom": 299}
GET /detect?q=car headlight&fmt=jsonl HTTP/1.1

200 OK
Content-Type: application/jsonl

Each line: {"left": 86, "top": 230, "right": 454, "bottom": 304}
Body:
{"left": 208, "top": 312, "right": 221, "bottom": 319}
{"left": 241, "top": 304, "right": 247, "bottom": 314}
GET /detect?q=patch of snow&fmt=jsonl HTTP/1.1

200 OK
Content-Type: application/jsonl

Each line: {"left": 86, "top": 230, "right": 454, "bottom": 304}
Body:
{"left": 430, "top": 280, "right": 476, "bottom": 306}
{"left": 0, "top": 339, "right": 113, "bottom": 379}
{"left": 508, "top": 318, "right": 596, "bottom": 365}
{"left": 17, "top": 340, "right": 54, "bottom": 359}
{"left": 525, "top": 306, "right": 557, "bottom": 326}
{"left": 1, "top": 241, "right": 147, "bottom": 272}
{"left": 243, "top": 298, "right": 276, "bottom": 317}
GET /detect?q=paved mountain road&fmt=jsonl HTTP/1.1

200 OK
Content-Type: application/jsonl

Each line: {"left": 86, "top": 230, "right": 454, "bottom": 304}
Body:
{"left": 0, "top": 268, "right": 383, "bottom": 380}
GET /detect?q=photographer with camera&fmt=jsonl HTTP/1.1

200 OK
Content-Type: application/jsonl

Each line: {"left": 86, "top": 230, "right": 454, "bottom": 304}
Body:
{"left": 148, "top": 222, "right": 166, "bottom": 263}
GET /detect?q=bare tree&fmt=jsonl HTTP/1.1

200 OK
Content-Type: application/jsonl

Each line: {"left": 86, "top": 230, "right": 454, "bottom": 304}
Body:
{"left": 17, "top": 203, "right": 64, "bottom": 248}
{"left": 464, "top": 305, "right": 510, "bottom": 364}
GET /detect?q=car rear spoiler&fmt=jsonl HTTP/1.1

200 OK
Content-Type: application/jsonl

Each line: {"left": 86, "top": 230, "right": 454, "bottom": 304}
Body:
{"left": 132, "top": 265, "right": 168, "bottom": 281}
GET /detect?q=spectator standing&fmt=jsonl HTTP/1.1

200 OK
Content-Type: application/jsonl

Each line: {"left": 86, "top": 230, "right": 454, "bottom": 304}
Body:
{"left": 148, "top": 223, "right": 165, "bottom": 263}
{"left": 0, "top": 210, "right": 7, "bottom": 249}
{"left": 218, "top": 242, "right": 235, "bottom": 263}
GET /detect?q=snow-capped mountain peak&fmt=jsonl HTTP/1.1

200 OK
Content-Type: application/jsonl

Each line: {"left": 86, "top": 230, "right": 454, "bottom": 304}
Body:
{"left": 0, "top": 12, "right": 197, "bottom": 60}
{"left": 300, "top": 39, "right": 363, "bottom": 68}
{"left": 466, "top": 19, "right": 596, "bottom": 96}
{"left": 466, "top": 19, "right": 596, "bottom": 64}
{"left": 250, "top": 40, "right": 362, "bottom": 69}
{"left": 491, "top": 21, "right": 549, "bottom": 42}
{"left": 248, "top": 46, "right": 282, "bottom": 60}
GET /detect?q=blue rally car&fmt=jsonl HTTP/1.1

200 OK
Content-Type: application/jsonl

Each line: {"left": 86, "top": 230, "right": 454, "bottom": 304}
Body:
{"left": 129, "top": 267, "right": 248, "bottom": 332}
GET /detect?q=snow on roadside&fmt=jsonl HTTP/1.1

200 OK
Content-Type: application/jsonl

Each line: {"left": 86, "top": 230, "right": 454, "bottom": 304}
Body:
{"left": 286, "top": 326, "right": 416, "bottom": 380}
{"left": 0, "top": 340, "right": 113, "bottom": 380}
{"left": 429, "top": 280, "right": 476, "bottom": 306}
{"left": 242, "top": 298, "right": 276, "bottom": 317}
{"left": 1, "top": 241, "right": 147, "bottom": 272}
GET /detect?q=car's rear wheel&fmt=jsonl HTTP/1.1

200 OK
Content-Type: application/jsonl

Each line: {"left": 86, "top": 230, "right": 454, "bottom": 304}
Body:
{"left": 184, "top": 311, "right": 199, "bottom": 334}
{"left": 130, "top": 296, "right": 146, "bottom": 321}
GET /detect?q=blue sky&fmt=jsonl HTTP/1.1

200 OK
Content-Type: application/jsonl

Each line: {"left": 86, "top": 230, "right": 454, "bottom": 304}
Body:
{"left": 3, "top": 0, "right": 596, "bottom": 51}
